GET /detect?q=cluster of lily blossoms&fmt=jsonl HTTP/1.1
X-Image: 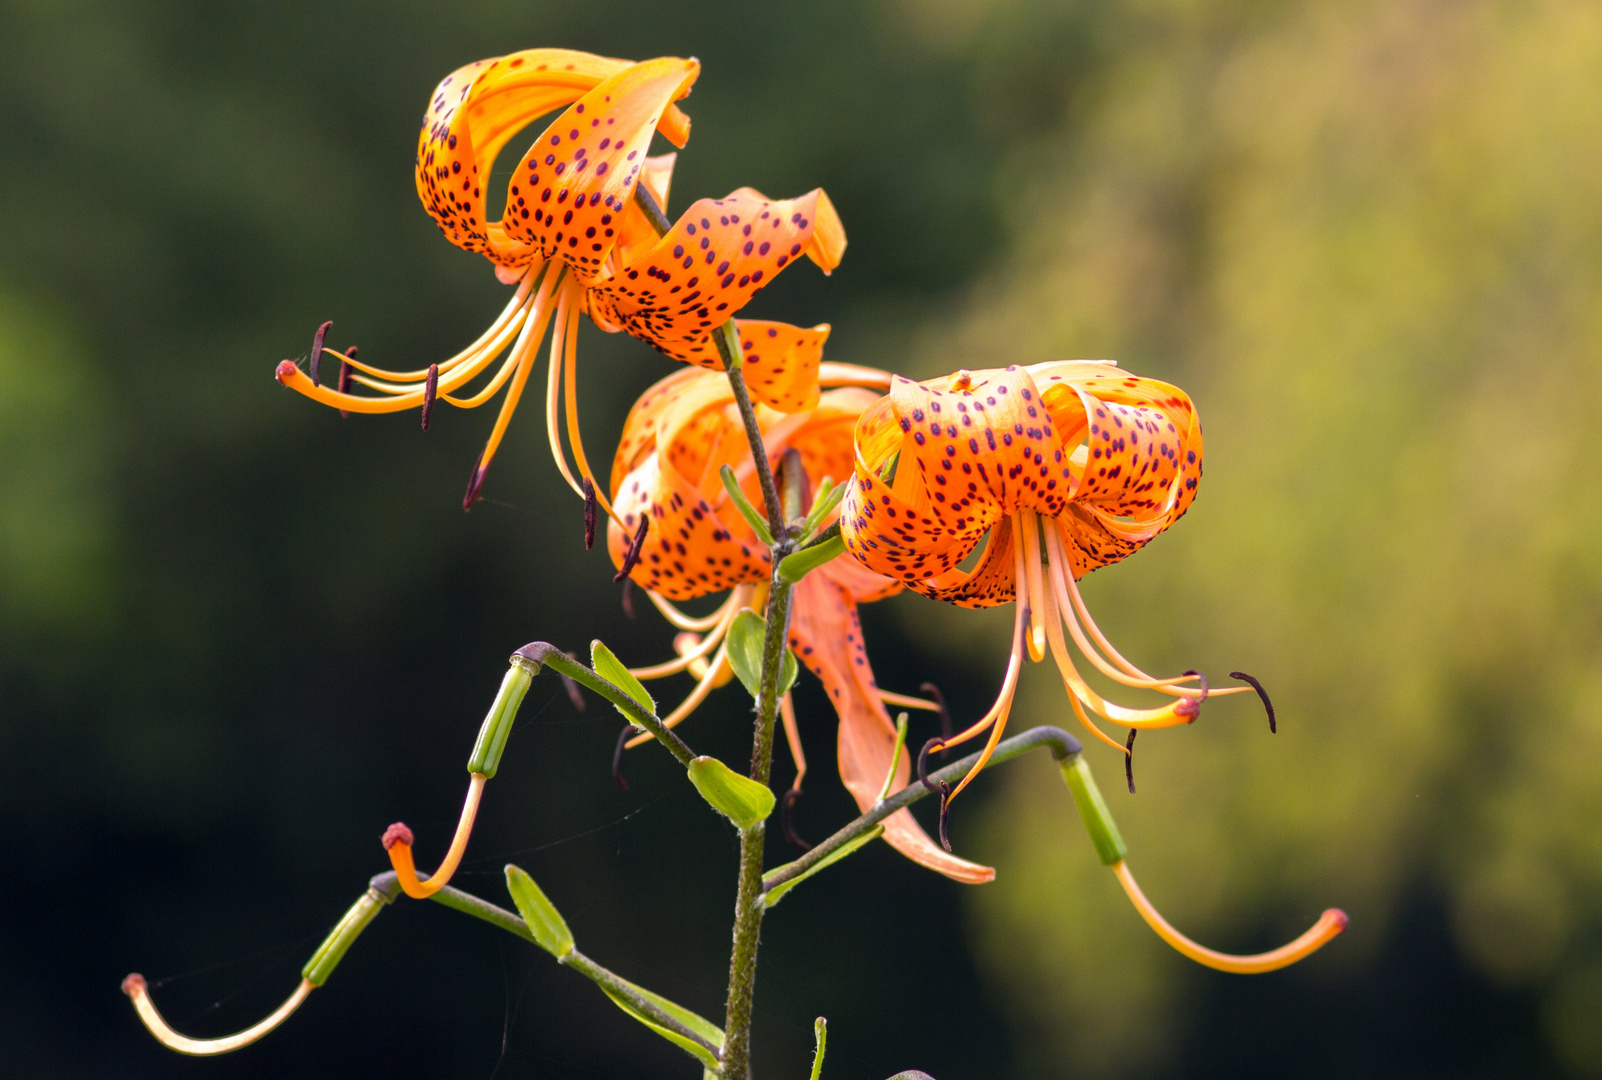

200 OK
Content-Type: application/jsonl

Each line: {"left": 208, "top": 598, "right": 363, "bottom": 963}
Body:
{"left": 126, "top": 47, "right": 1347, "bottom": 1075}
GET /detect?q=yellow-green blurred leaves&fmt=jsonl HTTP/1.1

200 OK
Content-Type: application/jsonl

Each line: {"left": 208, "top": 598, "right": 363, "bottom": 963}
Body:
{"left": 0, "top": 287, "right": 115, "bottom": 636}
{"left": 908, "top": 0, "right": 1602, "bottom": 1073}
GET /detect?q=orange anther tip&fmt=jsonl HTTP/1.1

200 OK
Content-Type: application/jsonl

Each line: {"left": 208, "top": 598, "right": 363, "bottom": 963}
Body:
{"left": 381, "top": 822, "right": 414, "bottom": 850}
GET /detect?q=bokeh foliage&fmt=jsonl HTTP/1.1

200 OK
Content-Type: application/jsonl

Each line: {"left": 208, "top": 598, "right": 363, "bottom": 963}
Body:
{"left": 1, "top": 0, "right": 1599, "bottom": 1077}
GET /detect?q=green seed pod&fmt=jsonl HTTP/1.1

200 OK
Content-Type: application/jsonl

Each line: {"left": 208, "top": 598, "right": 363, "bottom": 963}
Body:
{"left": 466, "top": 655, "right": 539, "bottom": 779}
{"left": 300, "top": 887, "right": 389, "bottom": 986}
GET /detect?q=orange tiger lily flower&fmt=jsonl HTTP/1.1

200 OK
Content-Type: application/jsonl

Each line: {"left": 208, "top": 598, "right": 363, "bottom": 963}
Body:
{"left": 273, "top": 48, "right": 845, "bottom": 514}
{"left": 841, "top": 361, "right": 1268, "bottom": 798}
{"left": 607, "top": 364, "right": 993, "bottom": 884}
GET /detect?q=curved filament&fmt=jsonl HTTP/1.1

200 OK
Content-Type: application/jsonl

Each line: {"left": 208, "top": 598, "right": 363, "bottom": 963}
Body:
{"left": 1042, "top": 526, "right": 1201, "bottom": 696}
{"left": 780, "top": 691, "right": 807, "bottom": 791}
{"left": 1019, "top": 511, "right": 1049, "bottom": 662}
{"left": 937, "top": 522, "right": 1029, "bottom": 801}
{"left": 560, "top": 286, "right": 618, "bottom": 519}
{"left": 647, "top": 587, "right": 746, "bottom": 633}
{"left": 385, "top": 773, "right": 487, "bottom": 900}
{"left": 1111, "top": 860, "right": 1348, "bottom": 974}
{"left": 630, "top": 598, "right": 741, "bottom": 680}
{"left": 625, "top": 641, "right": 731, "bottom": 749}
{"left": 122, "top": 973, "right": 312, "bottom": 1056}
{"left": 331, "top": 269, "right": 540, "bottom": 382}
{"left": 877, "top": 690, "right": 943, "bottom": 713}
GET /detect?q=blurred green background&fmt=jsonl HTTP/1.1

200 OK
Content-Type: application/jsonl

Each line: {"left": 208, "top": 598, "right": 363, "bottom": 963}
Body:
{"left": 3, "top": 0, "right": 1600, "bottom": 1076}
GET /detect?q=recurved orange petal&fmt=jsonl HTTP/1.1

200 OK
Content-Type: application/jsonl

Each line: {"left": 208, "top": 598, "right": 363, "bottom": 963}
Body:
{"left": 587, "top": 188, "right": 845, "bottom": 376}
{"left": 416, "top": 51, "right": 694, "bottom": 269}
{"left": 788, "top": 568, "right": 993, "bottom": 883}
{"left": 497, "top": 56, "right": 700, "bottom": 281}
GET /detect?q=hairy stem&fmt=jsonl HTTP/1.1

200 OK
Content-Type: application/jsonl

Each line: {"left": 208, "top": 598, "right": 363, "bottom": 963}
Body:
{"left": 514, "top": 643, "right": 697, "bottom": 767}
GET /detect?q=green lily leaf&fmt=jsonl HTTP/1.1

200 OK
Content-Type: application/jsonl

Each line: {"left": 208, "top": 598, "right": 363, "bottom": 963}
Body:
{"left": 725, "top": 609, "right": 798, "bottom": 702}
{"left": 591, "top": 639, "right": 654, "bottom": 717}
{"left": 597, "top": 973, "right": 725, "bottom": 1071}
{"left": 503, "top": 864, "right": 574, "bottom": 958}
{"left": 762, "top": 825, "right": 884, "bottom": 908}
{"left": 688, "top": 755, "right": 776, "bottom": 830}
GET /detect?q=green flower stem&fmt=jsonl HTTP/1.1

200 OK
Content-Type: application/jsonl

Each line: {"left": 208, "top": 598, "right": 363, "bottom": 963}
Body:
{"left": 762, "top": 726, "right": 1084, "bottom": 894}
{"left": 512, "top": 643, "right": 696, "bottom": 767}
{"left": 714, "top": 321, "right": 788, "bottom": 541}
{"left": 369, "top": 871, "right": 721, "bottom": 1063}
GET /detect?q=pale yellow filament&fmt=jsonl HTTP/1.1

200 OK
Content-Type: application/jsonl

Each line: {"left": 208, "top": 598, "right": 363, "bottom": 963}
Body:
{"left": 441, "top": 264, "right": 562, "bottom": 408}
{"left": 877, "top": 690, "right": 943, "bottom": 713}
{"left": 1111, "top": 861, "right": 1348, "bottom": 974}
{"left": 630, "top": 597, "right": 741, "bottom": 680}
{"left": 559, "top": 283, "right": 618, "bottom": 519}
{"left": 625, "top": 641, "right": 731, "bottom": 749}
{"left": 647, "top": 588, "right": 742, "bottom": 633}
{"left": 936, "top": 537, "right": 1029, "bottom": 802}
{"left": 544, "top": 282, "right": 586, "bottom": 500}
{"left": 386, "top": 773, "right": 487, "bottom": 900}
{"left": 1042, "top": 526, "right": 1218, "bottom": 698}
{"left": 1019, "top": 511, "right": 1049, "bottom": 662}
{"left": 123, "top": 974, "right": 313, "bottom": 1056}
{"left": 328, "top": 267, "right": 539, "bottom": 382}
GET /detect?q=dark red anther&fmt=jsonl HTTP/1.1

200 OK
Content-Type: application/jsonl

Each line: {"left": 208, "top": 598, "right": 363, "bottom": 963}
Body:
{"left": 1229, "top": 671, "right": 1276, "bottom": 733}
{"left": 920, "top": 682, "right": 954, "bottom": 747}
{"left": 381, "top": 822, "right": 414, "bottom": 850}
{"left": 1124, "top": 728, "right": 1137, "bottom": 794}
{"left": 463, "top": 452, "right": 487, "bottom": 512}
{"left": 582, "top": 478, "right": 598, "bottom": 549}
{"left": 337, "top": 345, "right": 356, "bottom": 418}
{"left": 917, "top": 737, "right": 944, "bottom": 792}
{"left": 780, "top": 789, "right": 811, "bottom": 851}
{"left": 612, "top": 725, "right": 636, "bottom": 790}
{"left": 620, "top": 578, "right": 636, "bottom": 619}
{"left": 1174, "top": 669, "right": 1208, "bottom": 721}
{"left": 309, "top": 320, "right": 332, "bottom": 387}
{"left": 937, "top": 781, "right": 953, "bottom": 852}
{"left": 613, "top": 513, "right": 649, "bottom": 582}
{"left": 420, "top": 363, "right": 439, "bottom": 430}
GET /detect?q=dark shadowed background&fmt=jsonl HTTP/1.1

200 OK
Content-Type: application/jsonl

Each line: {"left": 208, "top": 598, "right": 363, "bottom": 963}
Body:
{"left": 4, "top": 1, "right": 1602, "bottom": 1077}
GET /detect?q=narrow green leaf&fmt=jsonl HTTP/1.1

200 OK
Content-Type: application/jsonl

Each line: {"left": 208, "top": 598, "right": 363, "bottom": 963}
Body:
{"left": 778, "top": 534, "right": 846, "bottom": 583}
{"left": 688, "top": 755, "right": 776, "bottom": 830}
{"left": 590, "top": 639, "right": 654, "bottom": 716}
{"left": 725, "top": 609, "right": 799, "bottom": 701}
{"left": 596, "top": 974, "right": 724, "bottom": 1070}
{"left": 720, "top": 463, "right": 775, "bottom": 546}
{"left": 762, "top": 825, "right": 885, "bottom": 908}
{"left": 503, "top": 864, "right": 574, "bottom": 958}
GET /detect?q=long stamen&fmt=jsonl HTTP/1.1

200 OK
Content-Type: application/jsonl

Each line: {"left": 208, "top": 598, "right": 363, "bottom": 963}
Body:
{"left": 420, "top": 364, "right": 439, "bottom": 430}
{"left": 560, "top": 281, "right": 618, "bottom": 519}
{"left": 122, "top": 974, "right": 313, "bottom": 1056}
{"left": 331, "top": 270, "right": 540, "bottom": 382}
{"left": 1111, "top": 861, "right": 1348, "bottom": 973}
{"left": 1230, "top": 671, "right": 1278, "bottom": 733}
{"left": 780, "top": 691, "right": 811, "bottom": 851}
{"left": 630, "top": 600, "right": 739, "bottom": 680}
{"left": 1019, "top": 511, "right": 1049, "bottom": 663}
{"left": 1042, "top": 525, "right": 1205, "bottom": 695}
{"left": 337, "top": 346, "right": 355, "bottom": 418}
{"left": 931, "top": 548, "right": 1030, "bottom": 802}
{"left": 582, "top": 479, "right": 598, "bottom": 550}
{"left": 381, "top": 773, "right": 486, "bottom": 899}
{"left": 1041, "top": 539, "right": 1213, "bottom": 732}
{"left": 877, "top": 690, "right": 944, "bottom": 713}
{"left": 646, "top": 586, "right": 747, "bottom": 633}
{"left": 544, "top": 284, "right": 586, "bottom": 499}
{"left": 625, "top": 641, "right": 730, "bottom": 749}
